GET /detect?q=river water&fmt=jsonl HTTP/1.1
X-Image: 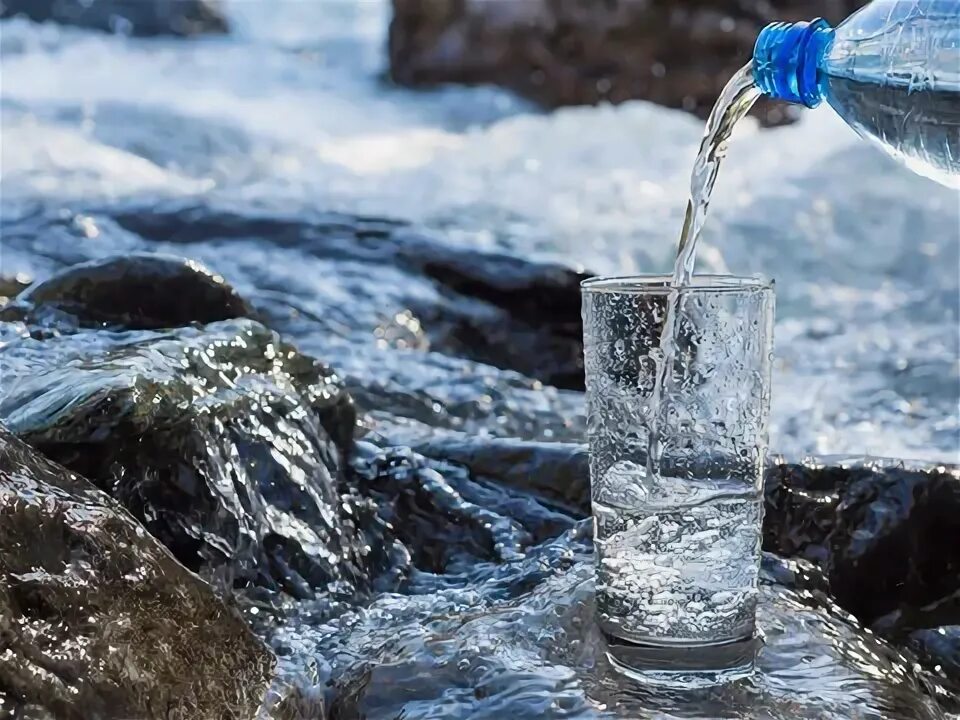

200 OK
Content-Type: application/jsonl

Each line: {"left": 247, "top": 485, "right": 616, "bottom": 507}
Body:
{"left": 1, "top": 2, "right": 958, "bottom": 717}
{"left": 2, "top": 0, "right": 956, "bottom": 461}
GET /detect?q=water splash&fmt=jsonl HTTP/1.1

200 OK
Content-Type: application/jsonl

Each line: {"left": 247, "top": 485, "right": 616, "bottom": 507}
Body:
{"left": 673, "top": 62, "right": 761, "bottom": 285}
{"left": 648, "top": 63, "right": 762, "bottom": 488}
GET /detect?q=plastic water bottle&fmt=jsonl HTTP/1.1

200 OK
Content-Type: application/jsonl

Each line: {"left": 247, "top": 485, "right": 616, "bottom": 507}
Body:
{"left": 752, "top": 1, "right": 960, "bottom": 188}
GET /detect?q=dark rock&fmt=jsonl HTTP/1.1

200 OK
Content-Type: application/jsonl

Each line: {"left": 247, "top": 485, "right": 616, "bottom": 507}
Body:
{"left": 0, "top": 0, "right": 228, "bottom": 37}
{"left": 0, "top": 426, "right": 273, "bottom": 718}
{"left": 831, "top": 465, "right": 960, "bottom": 625}
{"left": 348, "top": 440, "right": 579, "bottom": 587}
{"left": 765, "top": 460, "right": 960, "bottom": 627}
{"left": 0, "top": 316, "right": 374, "bottom": 599}
{"left": 0, "top": 275, "right": 30, "bottom": 306}
{"left": 762, "top": 461, "right": 847, "bottom": 565}
{"left": 1, "top": 254, "right": 375, "bottom": 601}
{"left": 386, "top": 434, "right": 960, "bottom": 654}
{"left": 1, "top": 208, "right": 589, "bottom": 452}
{"left": 875, "top": 589, "right": 960, "bottom": 637}
{"left": 410, "top": 245, "right": 588, "bottom": 390}
{"left": 10, "top": 253, "right": 253, "bottom": 330}
{"left": 353, "top": 442, "right": 533, "bottom": 575}
{"left": 242, "top": 446, "right": 958, "bottom": 719}
{"left": 396, "top": 436, "right": 960, "bottom": 644}
{"left": 3, "top": 212, "right": 958, "bottom": 716}
{"left": 389, "top": 0, "right": 868, "bottom": 126}
{"left": 909, "top": 626, "right": 960, "bottom": 684}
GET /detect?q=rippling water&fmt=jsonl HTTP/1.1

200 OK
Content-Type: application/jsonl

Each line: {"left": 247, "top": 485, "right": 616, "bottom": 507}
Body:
{"left": 2, "top": 0, "right": 956, "bottom": 461}
{"left": 1, "top": 2, "right": 958, "bottom": 718}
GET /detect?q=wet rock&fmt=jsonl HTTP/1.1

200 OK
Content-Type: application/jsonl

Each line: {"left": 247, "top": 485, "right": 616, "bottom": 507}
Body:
{"left": 909, "top": 626, "right": 960, "bottom": 683}
{"left": 258, "top": 446, "right": 957, "bottom": 719}
{"left": 0, "top": 426, "right": 273, "bottom": 718}
{"left": 391, "top": 436, "right": 960, "bottom": 667}
{"left": 267, "top": 526, "right": 946, "bottom": 720}
{"left": 10, "top": 253, "right": 253, "bottom": 330}
{"left": 389, "top": 0, "right": 867, "bottom": 126}
{"left": 2, "top": 207, "right": 588, "bottom": 443}
{"left": 352, "top": 442, "right": 581, "bottom": 579}
{"left": 0, "top": 0, "right": 228, "bottom": 37}
{"left": 875, "top": 589, "right": 960, "bottom": 638}
{"left": 832, "top": 465, "right": 960, "bottom": 625}
{"left": 412, "top": 435, "right": 590, "bottom": 514}
{"left": 409, "top": 245, "right": 587, "bottom": 390}
{"left": 0, "top": 309, "right": 373, "bottom": 599}
{"left": 355, "top": 443, "right": 530, "bottom": 574}
{"left": 763, "top": 461, "right": 847, "bottom": 565}
{"left": 3, "top": 219, "right": 958, "bottom": 717}
{"left": 872, "top": 593, "right": 960, "bottom": 709}
{"left": 405, "top": 438, "right": 960, "bottom": 637}
{"left": 764, "top": 459, "right": 960, "bottom": 627}
{"left": 370, "top": 433, "right": 960, "bottom": 662}
{"left": 0, "top": 274, "right": 30, "bottom": 307}
{"left": 3, "top": 207, "right": 588, "bottom": 389}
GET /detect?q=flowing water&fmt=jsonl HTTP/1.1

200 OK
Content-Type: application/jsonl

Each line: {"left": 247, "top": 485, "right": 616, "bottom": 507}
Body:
{"left": 673, "top": 63, "right": 761, "bottom": 286}
{"left": 2, "top": 2, "right": 957, "bottom": 459}
{"left": 628, "top": 69, "right": 764, "bottom": 646}
{"left": 648, "top": 63, "right": 761, "bottom": 479}
{"left": 0, "top": 3, "right": 959, "bottom": 718}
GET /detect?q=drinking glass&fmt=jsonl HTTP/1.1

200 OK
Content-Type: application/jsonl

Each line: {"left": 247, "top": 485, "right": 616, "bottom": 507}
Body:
{"left": 581, "top": 275, "right": 774, "bottom": 684}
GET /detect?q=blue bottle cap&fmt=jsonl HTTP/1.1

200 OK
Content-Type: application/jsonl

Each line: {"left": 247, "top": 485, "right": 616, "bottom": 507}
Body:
{"left": 753, "top": 19, "right": 835, "bottom": 108}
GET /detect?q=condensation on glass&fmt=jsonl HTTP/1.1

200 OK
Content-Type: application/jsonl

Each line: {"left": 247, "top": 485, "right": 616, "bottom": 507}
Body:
{"left": 581, "top": 275, "right": 774, "bottom": 684}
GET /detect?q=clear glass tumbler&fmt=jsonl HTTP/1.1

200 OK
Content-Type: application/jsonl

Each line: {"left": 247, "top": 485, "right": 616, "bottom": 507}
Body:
{"left": 581, "top": 275, "right": 774, "bottom": 684}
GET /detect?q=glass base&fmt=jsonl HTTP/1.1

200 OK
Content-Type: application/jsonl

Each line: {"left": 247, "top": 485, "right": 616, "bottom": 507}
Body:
{"left": 603, "top": 630, "right": 759, "bottom": 687}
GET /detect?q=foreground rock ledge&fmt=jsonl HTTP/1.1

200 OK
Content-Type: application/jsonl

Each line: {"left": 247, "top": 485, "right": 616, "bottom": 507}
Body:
{"left": 0, "top": 426, "right": 273, "bottom": 719}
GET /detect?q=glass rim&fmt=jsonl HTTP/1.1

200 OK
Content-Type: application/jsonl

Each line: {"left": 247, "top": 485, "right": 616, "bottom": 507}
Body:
{"left": 580, "top": 274, "right": 773, "bottom": 295}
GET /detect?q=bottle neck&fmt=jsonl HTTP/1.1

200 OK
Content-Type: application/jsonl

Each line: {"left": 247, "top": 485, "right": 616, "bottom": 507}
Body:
{"left": 753, "top": 19, "right": 835, "bottom": 109}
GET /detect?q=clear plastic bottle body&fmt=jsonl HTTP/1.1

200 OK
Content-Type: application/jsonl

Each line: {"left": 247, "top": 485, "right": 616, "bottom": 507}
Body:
{"left": 822, "top": 1, "right": 960, "bottom": 188}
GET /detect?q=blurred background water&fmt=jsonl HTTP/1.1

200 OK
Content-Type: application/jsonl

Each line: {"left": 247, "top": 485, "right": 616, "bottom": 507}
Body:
{"left": 2, "top": 0, "right": 956, "bottom": 462}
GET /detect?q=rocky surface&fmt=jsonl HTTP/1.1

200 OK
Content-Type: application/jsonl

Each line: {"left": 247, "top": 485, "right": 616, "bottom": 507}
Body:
{"left": 0, "top": 0, "right": 227, "bottom": 37}
{"left": 1, "top": 255, "right": 377, "bottom": 600}
{"left": 10, "top": 253, "right": 252, "bottom": 329}
{"left": 3, "top": 204, "right": 590, "bottom": 404}
{"left": 765, "top": 459, "right": 960, "bottom": 627}
{"left": 0, "top": 426, "right": 273, "bottom": 719}
{"left": 266, "top": 518, "right": 951, "bottom": 720}
{"left": 389, "top": 0, "right": 868, "bottom": 125}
